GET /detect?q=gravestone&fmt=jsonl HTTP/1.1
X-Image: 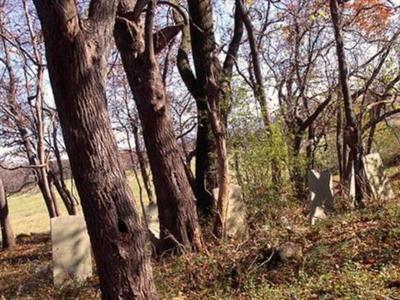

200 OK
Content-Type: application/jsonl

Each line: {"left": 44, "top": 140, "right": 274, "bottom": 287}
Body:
{"left": 51, "top": 216, "right": 92, "bottom": 287}
{"left": 213, "top": 185, "right": 248, "bottom": 238}
{"left": 307, "top": 170, "right": 334, "bottom": 225}
{"left": 144, "top": 202, "right": 160, "bottom": 239}
{"left": 362, "top": 153, "right": 395, "bottom": 201}
{"left": 350, "top": 163, "right": 356, "bottom": 208}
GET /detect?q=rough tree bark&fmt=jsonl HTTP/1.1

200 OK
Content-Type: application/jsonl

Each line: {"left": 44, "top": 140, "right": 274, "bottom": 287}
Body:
{"left": 330, "top": 0, "right": 365, "bottom": 208}
{"left": 33, "top": 0, "right": 157, "bottom": 298}
{"left": 114, "top": 0, "right": 203, "bottom": 252}
{"left": 0, "top": 178, "right": 16, "bottom": 250}
{"left": 173, "top": 6, "right": 218, "bottom": 215}
{"left": 186, "top": 0, "right": 244, "bottom": 237}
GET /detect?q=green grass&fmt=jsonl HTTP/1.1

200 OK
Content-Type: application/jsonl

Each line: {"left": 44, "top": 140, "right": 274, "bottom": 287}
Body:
{"left": 5, "top": 171, "right": 151, "bottom": 238}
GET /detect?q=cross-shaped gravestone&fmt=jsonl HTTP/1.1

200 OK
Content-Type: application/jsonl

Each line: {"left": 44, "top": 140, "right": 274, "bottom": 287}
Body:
{"left": 362, "top": 153, "right": 395, "bottom": 201}
{"left": 307, "top": 170, "right": 334, "bottom": 225}
{"left": 213, "top": 185, "right": 248, "bottom": 239}
{"left": 51, "top": 216, "right": 92, "bottom": 287}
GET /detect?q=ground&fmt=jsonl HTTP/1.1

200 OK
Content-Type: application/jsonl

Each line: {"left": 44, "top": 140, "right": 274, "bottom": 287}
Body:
{"left": 0, "top": 172, "right": 399, "bottom": 299}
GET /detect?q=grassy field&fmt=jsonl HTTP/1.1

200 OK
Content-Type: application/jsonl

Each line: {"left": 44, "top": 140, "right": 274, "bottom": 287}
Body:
{"left": 5, "top": 171, "right": 150, "bottom": 238}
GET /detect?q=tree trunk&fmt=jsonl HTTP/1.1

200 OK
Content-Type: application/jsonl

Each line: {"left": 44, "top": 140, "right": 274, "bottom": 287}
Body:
{"left": 34, "top": 1, "right": 157, "bottom": 298}
{"left": 336, "top": 105, "right": 344, "bottom": 183}
{"left": 118, "top": 58, "right": 203, "bottom": 252}
{"left": 37, "top": 173, "right": 59, "bottom": 218}
{"left": 1, "top": 33, "right": 58, "bottom": 219}
{"left": 186, "top": 0, "right": 243, "bottom": 237}
{"left": 48, "top": 169, "right": 77, "bottom": 215}
{"left": 209, "top": 105, "right": 230, "bottom": 238}
{"left": 330, "top": 0, "right": 365, "bottom": 208}
{"left": 289, "top": 130, "right": 306, "bottom": 200}
{"left": 114, "top": 2, "right": 203, "bottom": 252}
{"left": 0, "top": 178, "right": 16, "bottom": 250}
{"left": 131, "top": 123, "right": 155, "bottom": 204}
{"left": 307, "top": 125, "right": 316, "bottom": 170}
{"left": 173, "top": 13, "right": 218, "bottom": 216}
{"left": 237, "top": 0, "right": 270, "bottom": 125}
{"left": 51, "top": 127, "right": 79, "bottom": 215}
{"left": 195, "top": 100, "right": 217, "bottom": 215}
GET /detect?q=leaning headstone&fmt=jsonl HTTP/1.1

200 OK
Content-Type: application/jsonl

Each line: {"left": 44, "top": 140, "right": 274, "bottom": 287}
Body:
{"left": 213, "top": 185, "right": 248, "bottom": 239}
{"left": 144, "top": 202, "right": 160, "bottom": 239}
{"left": 307, "top": 170, "right": 334, "bottom": 225}
{"left": 362, "top": 153, "right": 395, "bottom": 201}
{"left": 51, "top": 216, "right": 92, "bottom": 287}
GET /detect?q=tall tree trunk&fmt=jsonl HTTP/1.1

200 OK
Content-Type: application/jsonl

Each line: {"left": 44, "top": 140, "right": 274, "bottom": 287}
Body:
{"left": 237, "top": 0, "right": 270, "bottom": 125}
{"left": 336, "top": 105, "right": 344, "bottom": 183}
{"left": 114, "top": 1, "right": 203, "bottom": 252}
{"left": 124, "top": 127, "right": 147, "bottom": 222}
{"left": 173, "top": 9, "right": 217, "bottom": 215}
{"left": 37, "top": 173, "right": 59, "bottom": 218}
{"left": 208, "top": 102, "right": 231, "bottom": 238}
{"left": 34, "top": 1, "right": 157, "bottom": 298}
{"left": 195, "top": 101, "right": 217, "bottom": 214}
{"left": 0, "top": 178, "right": 16, "bottom": 250}
{"left": 51, "top": 127, "right": 79, "bottom": 215}
{"left": 186, "top": 0, "right": 243, "bottom": 237}
{"left": 289, "top": 131, "right": 306, "bottom": 200}
{"left": 131, "top": 123, "right": 155, "bottom": 204}
{"left": 330, "top": 0, "right": 365, "bottom": 208}
{"left": 307, "top": 125, "right": 315, "bottom": 170}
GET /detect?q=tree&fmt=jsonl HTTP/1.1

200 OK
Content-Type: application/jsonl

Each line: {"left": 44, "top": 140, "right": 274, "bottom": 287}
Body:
{"left": 114, "top": 0, "right": 203, "bottom": 252}
{"left": 184, "top": 0, "right": 244, "bottom": 237}
{"left": 330, "top": 0, "right": 366, "bottom": 207}
{"left": 0, "top": 177, "right": 15, "bottom": 250}
{"left": 0, "top": 7, "right": 60, "bottom": 218}
{"left": 33, "top": 0, "right": 157, "bottom": 298}
{"left": 173, "top": 0, "right": 218, "bottom": 214}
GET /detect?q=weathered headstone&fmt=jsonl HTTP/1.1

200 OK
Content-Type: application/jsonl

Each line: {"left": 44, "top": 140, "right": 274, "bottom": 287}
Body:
{"left": 362, "top": 153, "right": 395, "bottom": 201}
{"left": 349, "top": 163, "right": 356, "bottom": 208}
{"left": 144, "top": 202, "right": 160, "bottom": 239}
{"left": 51, "top": 216, "right": 92, "bottom": 287}
{"left": 307, "top": 170, "right": 334, "bottom": 225}
{"left": 213, "top": 185, "right": 248, "bottom": 238}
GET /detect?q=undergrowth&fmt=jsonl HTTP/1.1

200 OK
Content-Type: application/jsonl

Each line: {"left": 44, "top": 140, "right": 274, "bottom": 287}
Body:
{"left": 1, "top": 194, "right": 399, "bottom": 299}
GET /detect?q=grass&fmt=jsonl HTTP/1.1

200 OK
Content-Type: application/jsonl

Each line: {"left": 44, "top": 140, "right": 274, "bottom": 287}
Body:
{"left": 0, "top": 167, "right": 399, "bottom": 299}
{"left": 5, "top": 171, "right": 150, "bottom": 238}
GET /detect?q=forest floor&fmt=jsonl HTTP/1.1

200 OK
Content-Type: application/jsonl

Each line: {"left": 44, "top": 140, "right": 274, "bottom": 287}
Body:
{"left": 0, "top": 172, "right": 399, "bottom": 299}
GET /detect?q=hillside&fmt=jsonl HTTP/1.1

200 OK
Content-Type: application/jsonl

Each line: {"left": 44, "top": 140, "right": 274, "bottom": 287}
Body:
{"left": 0, "top": 178, "right": 399, "bottom": 299}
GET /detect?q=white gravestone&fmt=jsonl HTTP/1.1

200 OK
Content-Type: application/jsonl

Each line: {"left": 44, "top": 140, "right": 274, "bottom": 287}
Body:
{"left": 144, "top": 202, "right": 160, "bottom": 239}
{"left": 307, "top": 170, "right": 334, "bottom": 225}
{"left": 51, "top": 216, "right": 92, "bottom": 287}
{"left": 362, "top": 153, "right": 395, "bottom": 201}
{"left": 350, "top": 163, "right": 356, "bottom": 208}
{"left": 213, "top": 185, "right": 248, "bottom": 239}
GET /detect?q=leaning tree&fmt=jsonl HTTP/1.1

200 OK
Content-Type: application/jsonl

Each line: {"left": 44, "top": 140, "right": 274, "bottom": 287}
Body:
{"left": 33, "top": 0, "right": 157, "bottom": 298}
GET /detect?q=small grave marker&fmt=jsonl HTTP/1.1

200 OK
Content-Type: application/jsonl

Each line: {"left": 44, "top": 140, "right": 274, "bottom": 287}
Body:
{"left": 51, "top": 216, "right": 92, "bottom": 286}
{"left": 213, "top": 185, "right": 248, "bottom": 238}
{"left": 362, "top": 153, "right": 395, "bottom": 201}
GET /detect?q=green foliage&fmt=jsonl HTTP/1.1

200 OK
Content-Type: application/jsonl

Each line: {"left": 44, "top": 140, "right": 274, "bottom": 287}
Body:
{"left": 231, "top": 122, "right": 296, "bottom": 223}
